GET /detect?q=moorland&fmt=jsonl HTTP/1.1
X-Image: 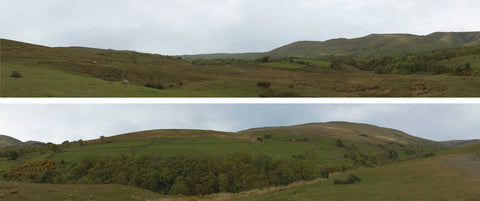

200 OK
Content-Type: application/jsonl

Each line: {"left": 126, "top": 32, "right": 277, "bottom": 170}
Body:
{"left": 1, "top": 31, "right": 480, "bottom": 97}
{"left": 0, "top": 121, "right": 478, "bottom": 200}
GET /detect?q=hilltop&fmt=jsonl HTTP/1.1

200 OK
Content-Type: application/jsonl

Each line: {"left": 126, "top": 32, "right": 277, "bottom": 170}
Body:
{"left": 181, "top": 32, "right": 480, "bottom": 59}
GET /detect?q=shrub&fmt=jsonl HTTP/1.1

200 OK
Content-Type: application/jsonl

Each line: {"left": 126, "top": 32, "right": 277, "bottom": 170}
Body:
{"left": 11, "top": 70, "right": 22, "bottom": 78}
{"left": 334, "top": 174, "right": 361, "bottom": 185}
{"left": 257, "top": 81, "right": 271, "bottom": 88}
{"left": 8, "top": 151, "right": 18, "bottom": 160}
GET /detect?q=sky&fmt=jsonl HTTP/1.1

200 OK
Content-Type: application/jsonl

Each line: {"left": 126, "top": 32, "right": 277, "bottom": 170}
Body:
{"left": 1, "top": 0, "right": 479, "bottom": 55}
{"left": 0, "top": 103, "right": 479, "bottom": 144}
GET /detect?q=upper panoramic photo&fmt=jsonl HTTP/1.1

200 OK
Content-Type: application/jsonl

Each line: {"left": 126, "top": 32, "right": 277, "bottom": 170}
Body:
{"left": 1, "top": 0, "right": 479, "bottom": 97}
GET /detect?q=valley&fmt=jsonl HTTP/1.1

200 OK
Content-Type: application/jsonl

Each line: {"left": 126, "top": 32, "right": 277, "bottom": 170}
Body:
{"left": 1, "top": 32, "right": 480, "bottom": 97}
{"left": 0, "top": 122, "right": 478, "bottom": 200}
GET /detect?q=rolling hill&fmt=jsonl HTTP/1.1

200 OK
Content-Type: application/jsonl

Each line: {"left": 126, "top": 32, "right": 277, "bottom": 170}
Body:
{"left": 0, "top": 135, "right": 44, "bottom": 149}
{"left": 0, "top": 135, "right": 24, "bottom": 149}
{"left": 241, "top": 121, "right": 442, "bottom": 147}
{"left": 0, "top": 122, "right": 479, "bottom": 201}
{"left": 181, "top": 31, "right": 480, "bottom": 59}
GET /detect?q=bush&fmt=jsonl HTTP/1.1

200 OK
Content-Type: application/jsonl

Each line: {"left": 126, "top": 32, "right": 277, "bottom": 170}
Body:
{"left": 8, "top": 151, "right": 18, "bottom": 160}
{"left": 257, "top": 81, "right": 271, "bottom": 88}
{"left": 11, "top": 70, "right": 22, "bottom": 78}
{"left": 334, "top": 174, "right": 361, "bottom": 185}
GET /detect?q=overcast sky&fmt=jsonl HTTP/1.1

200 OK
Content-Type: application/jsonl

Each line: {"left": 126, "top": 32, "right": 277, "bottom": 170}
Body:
{"left": 1, "top": 0, "right": 479, "bottom": 55}
{"left": 0, "top": 104, "right": 479, "bottom": 143}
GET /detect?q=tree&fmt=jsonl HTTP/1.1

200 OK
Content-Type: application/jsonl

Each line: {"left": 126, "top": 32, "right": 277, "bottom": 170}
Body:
{"left": 100, "top": 135, "right": 106, "bottom": 144}
{"left": 8, "top": 150, "right": 19, "bottom": 160}
{"left": 169, "top": 176, "right": 189, "bottom": 195}
{"left": 335, "top": 139, "right": 345, "bottom": 148}
{"left": 466, "top": 62, "right": 471, "bottom": 70}
{"left": 256, "top": 56, "right": 271, "bottom": 63}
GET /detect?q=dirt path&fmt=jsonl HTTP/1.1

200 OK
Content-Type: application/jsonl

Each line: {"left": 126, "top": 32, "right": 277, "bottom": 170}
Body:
{"left": 439, "top": 154, "right": 480, "bottom": 172}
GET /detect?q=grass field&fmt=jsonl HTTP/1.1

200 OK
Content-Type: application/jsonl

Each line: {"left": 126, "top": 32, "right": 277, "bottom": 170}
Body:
{"left": 231, "top": 153, "right": 480, "bottom": 201}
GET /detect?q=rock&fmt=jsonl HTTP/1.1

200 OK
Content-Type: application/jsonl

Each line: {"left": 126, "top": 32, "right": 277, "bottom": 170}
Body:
{"left": 122, "top": 79, "right": 129, "bottom": 85}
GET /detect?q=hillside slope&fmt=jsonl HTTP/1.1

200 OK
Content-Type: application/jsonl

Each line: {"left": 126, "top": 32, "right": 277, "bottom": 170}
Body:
{"left": 182, "top": 32, "right": 480, "bottom": 59}
{"left": 440, "top": 139, "right": 480, "bottom": 148}
{"left": 268, "top": 32, "right": 480, "bottom": 58}
{"left": 0, "top": 135, "right": 25, "bottom": 149}
{"left": 241, "top": 121, "right": 442, "bottom": 147}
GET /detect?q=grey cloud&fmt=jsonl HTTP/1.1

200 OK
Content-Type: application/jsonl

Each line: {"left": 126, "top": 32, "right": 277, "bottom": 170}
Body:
{"left": 0, "top": 104, "right": 479, "bottom": 143}
{"left": 2, "top": 0, "right": 479, "bottom": 55}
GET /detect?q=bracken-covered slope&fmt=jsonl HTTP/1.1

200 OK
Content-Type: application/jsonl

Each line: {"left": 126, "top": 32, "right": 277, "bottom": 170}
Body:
{"left": 241, "top": 121, "right": 443, "bottom": 147}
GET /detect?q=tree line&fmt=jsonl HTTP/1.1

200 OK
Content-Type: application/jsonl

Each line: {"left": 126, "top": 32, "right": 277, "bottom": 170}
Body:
{"left": 3, "top": 153, "right": 314, "bottom": 195}
{"left": 331, "top": 46, "right": 480, "bottom": 75}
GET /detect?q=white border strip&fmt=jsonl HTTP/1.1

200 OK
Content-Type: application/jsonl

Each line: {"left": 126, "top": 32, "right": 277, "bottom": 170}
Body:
{"left": 1, "top": 98, "right": 480, "bottom": 104}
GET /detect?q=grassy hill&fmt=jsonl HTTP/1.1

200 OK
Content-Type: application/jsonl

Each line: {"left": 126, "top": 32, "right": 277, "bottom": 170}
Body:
{"left": 0, "top": 135, "right": 24, "bottom": 149}
{"left": 182, "top": 32, "right": 480, "bottom": 59}
{"left": 241, "top": 121, "right": 442, "bottom": 148}
{"left": 0, "top": 122, "right": 444, "bottom": 171}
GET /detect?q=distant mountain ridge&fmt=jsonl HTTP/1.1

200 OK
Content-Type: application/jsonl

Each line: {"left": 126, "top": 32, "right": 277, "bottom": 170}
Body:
{"left": 0, "top": 135, "right": 44, "bottom": 149}
{"left": 181, "top": 31, "right": 480, "bottom": 59}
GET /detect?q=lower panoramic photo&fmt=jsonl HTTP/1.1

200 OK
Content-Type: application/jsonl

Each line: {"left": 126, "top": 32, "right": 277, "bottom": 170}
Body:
{"left": 0, "top": 104, "right": 479, "bottom": 201}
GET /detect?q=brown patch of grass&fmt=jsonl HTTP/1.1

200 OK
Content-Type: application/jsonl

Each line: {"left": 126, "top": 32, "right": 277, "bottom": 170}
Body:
{"left": 363, "top": 87, "right": 392, "bottom": 97}
{"left": 410, "top": 81, "right": 431, "bottom": 96}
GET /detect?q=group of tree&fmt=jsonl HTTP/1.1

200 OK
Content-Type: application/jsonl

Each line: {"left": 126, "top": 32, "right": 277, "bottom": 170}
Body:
{"left": 3, "top": 153, "right": 314, "bottom": 196}
{"left": 330, "top": 46, "right": 480, "bottom": 75}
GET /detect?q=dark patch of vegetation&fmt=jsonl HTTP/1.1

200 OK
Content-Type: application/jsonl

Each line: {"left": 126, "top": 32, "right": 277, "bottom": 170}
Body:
{"left": 257, "top": 81, "right": 271, "bottom": 88}
{"left": 256, "top": 56, "right": 271, "bottom": 63}
{"left": 10, "top": 70, "right": 22, "bottom": 78}
{"left": 335, "top": 139, "right": 345, "bottom": 148}
{"left": 334, "top": 174, "right": 361, "bottom": 185}
{"left": 338, "top": 45, "right": 480, "bottom": 75}
{"left": 8, "top": 151, "right": 18, "bottom": 160}
{"left": 145, "top": 82, "right": 165, "bottom": 90}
